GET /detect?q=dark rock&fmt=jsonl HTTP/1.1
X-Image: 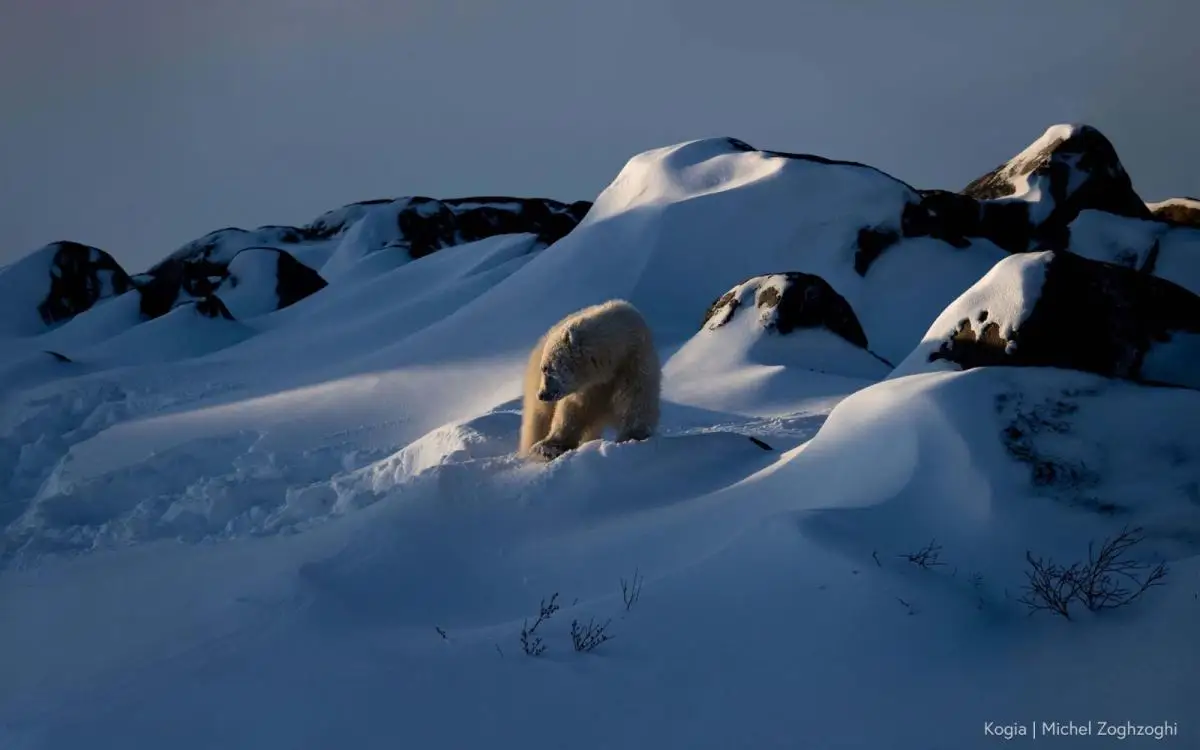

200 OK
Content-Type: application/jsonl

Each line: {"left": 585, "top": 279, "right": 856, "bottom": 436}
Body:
{"left": 396, "top": 196, "right": 591, "bottom": 260}
{"left": 1149, "top": 198, "right": 1200, "bottom": 229}
{"left": 960, "top": 124, "right": 1147, "bottom": 218}
{"left": 132, "top": 271, "right": 183, "bottom": 320}
{"left": 273, "top": 248, "right": 328, "bottom": 309}
{"left": 892, "top": 125, "right": 1150, "bottom": 256}
{"left": 136, "top": 195, "right": 590, "bottom": 320}
{"left": 36, "top": 241, "right": 133, "bottom": 326}
{"left": 194, "top": 295, "right": 235, "bottom": 320}
{"left": 926, "top": 251, "right": 1200, "bottom": 389}
{"left": 854, "top": 227, "right": 902, "bottom": 276}
{"left": 963, "top": 125, "right": 1149, "bottom": 222}
{"left": 703, "top": 272, "right": 870, "bottom": 350}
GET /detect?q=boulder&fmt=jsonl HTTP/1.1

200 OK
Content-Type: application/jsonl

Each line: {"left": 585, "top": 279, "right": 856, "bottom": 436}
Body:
{"left": 703, "top": 273, "right": 871, "bottom": 350}
{"left": 894, "top": 250, "right": 1200, "bottom": 390}
{"left": 36, "top": 241, "right": 133, "bottom": 326}
{"left": 1148, "top": 198, "right": 1200, "bottom": 229}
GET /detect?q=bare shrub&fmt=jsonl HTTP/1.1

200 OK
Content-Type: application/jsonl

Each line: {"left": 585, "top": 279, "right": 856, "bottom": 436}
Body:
{"left": 570, "top": 618, "right": 613, "bottom": 652}
{"left": 520, "top": 593, "right": 560, "bottom": 656}
{"left": 1018, "top": 527, "right": 1168, "bottom": 620}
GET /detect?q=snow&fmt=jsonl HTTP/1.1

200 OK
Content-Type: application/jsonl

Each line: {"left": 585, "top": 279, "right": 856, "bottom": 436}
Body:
{"left": 215, "top": 249, "right": 283, "bottom": 319}
{"left": 1067, "top": 209, "right": 1200, "bottom": 295}
{"left": 980, "top": 124, "right": 1080, "bottom": 220}
{"left": 1151, "top": 224, "right": 1200, "bottom": 296}
{"left": 1067, "top": 209, "right": 1162, "bottom": 269}
{"left": 891, "top": 252, "right": 1051, "bottom": 378}
{"left": 1, "top": 137, "right": 1198, "bottom": 749}
{"left": 1147, "top": 197, "right": 1200, "bottom": 214}
{"left": 0, "top": 245, "right": 58, "bottom": 338}
{"left": 319, "top": 199, "right": 415, "bottom": 280}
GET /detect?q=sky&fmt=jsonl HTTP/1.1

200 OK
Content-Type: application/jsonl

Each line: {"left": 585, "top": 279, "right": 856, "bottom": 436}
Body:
{"left": 1, "top": 0, "right": 1197, "bottom": 271}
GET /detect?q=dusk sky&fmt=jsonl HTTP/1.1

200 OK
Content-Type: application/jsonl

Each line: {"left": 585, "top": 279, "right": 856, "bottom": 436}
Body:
{"left": 2, "top": 0, "right": 1197, "bottom": 270}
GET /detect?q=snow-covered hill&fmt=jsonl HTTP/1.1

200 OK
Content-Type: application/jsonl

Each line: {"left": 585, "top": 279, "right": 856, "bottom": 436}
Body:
{"left": 2, "top": 124, "right": 1198, "bottom": 749}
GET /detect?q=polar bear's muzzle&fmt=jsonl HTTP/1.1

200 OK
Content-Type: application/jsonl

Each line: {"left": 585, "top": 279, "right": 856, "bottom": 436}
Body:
{"left": 538, "top": 374, "right": 568, "bottom": 402}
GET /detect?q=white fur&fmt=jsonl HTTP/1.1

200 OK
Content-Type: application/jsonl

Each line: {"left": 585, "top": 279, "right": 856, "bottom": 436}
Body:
{"left": 519, "top": 299, "right": 661, "bottom": 461}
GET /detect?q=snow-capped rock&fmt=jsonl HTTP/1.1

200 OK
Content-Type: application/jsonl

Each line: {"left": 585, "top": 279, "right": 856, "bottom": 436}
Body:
{"left": 1148, "top": 197, "right": 1200, "bottom": 228}
{"left": 320, "top": 195, "right": 589, "bottom": 279}
{"left": 893, "top": 250, "right": 1200, "bottom": 389}
{"left": 702, "top": 273, "right": 870, "bottom": 349}
{"left": 0, "top": 241, "right": 132, "bottom": 337}
{"left": 963, "top": 124, "right": 1150, "bottom": 225}
{"left": 214, "top": 247, "right": 328, "bottom": 319}
{"left": 892, "top": 125, "right": 1150, "bottom": 258}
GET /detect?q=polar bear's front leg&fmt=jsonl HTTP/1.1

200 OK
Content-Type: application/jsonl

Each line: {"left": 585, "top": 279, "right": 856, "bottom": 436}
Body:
{"left": 528, "top": 393, "right": 600, "bottom": 462}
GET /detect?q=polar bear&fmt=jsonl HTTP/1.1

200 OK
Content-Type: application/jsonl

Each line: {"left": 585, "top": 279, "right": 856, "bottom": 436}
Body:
{"left": 519, "top": 299, "right": 661, "bottom": 462}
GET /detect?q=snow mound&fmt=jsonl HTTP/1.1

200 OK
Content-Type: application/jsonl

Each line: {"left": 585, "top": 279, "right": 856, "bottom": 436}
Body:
{"left": 0, "top": 242, "right": 132, "bottom": 338}
{"left": 1066, "top": 209, "right": 1200, "bottom": 295}
{"left": 397, "top": 137, "right": 1007, "bottom": 375}
{"left": 661, "top": 273, "right": 890, "bottom": 409}
{"left": 214, "top": 247, "right": 328, "bottom": 319}
{"left": 894, "top": 250, "right": 1200, "bottom": 389}
{"left": 799, "top": 367, "right": 1200, "bottom": 565}
{"left": 4, "top": 126, "right": 1200, "bottom": 749}
{"left": 68, "top": 299, "right": 253, "bottom": 368}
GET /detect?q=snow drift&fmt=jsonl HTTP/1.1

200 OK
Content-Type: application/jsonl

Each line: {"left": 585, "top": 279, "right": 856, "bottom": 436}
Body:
{"left": 2, "top": 122, "right": 1199, "bottom": 750}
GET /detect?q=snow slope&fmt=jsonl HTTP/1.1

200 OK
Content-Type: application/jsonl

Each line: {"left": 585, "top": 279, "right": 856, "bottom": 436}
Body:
{"left": 1, "top": 132, "right": 1198, "bottom": 749}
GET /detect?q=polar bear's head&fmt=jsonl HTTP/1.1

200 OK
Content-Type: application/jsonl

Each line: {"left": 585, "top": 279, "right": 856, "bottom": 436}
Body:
{"left": 537, "top": 327, "right": 598, "bottom": 402}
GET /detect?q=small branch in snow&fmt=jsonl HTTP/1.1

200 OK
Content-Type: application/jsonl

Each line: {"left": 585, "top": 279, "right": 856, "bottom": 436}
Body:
{"left": 899, "top": 539, "right": 945, "bottom": 570}
{"left": 621, "top": 568, "right": 644, "bottom": 612}
{"left": 434, "top": 626, "right": 448, "bottom": 640}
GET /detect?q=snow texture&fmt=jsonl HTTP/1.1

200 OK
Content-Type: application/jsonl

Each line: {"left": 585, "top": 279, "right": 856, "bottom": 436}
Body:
{"left": 1, "top": 130, "right": 1198, "bottom": 750}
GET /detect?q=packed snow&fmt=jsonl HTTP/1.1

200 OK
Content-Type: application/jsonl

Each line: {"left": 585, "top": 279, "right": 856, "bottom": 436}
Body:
{"left": 215, "top": 248, "right": 286, "bottom": 319}
{"left": 0, "top": 246, "right": 67, "bottom": 338}
{"left": 2, "top": 134, "right": 1198, "bottom": 749}
{"left": 1067, "top": 209, "right": 1200, "bottom": 294}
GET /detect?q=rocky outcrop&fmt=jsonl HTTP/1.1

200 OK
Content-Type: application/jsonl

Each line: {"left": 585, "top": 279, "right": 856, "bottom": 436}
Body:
{"left": 397, "top": 197, "right": 591, "bottom": 260}
{"left": 758, "top": 124, "right": 1154, "bottom": 279}
{"left": 899, "top": 125, "right": 1150, "bottom": 258}
{"left": 703, "top": 273, "right": 870, "bottom": 350}
{"left": 963, "top": 125, "right": 1149, "bottom": 220}
{"left": 274, "top": 249, "right": 328, "bottom": 308}
{"left": 35, "top": 241, "right": 133, "bottom": 326}
{"left": 901, "top": 251, "right": 1200, "bottom": 390}
{"left": 142, "top": 195, "right": 591, "bottom": 318}
{"left": 1148, "top": 198, "right": 1200, "bottom": 229}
